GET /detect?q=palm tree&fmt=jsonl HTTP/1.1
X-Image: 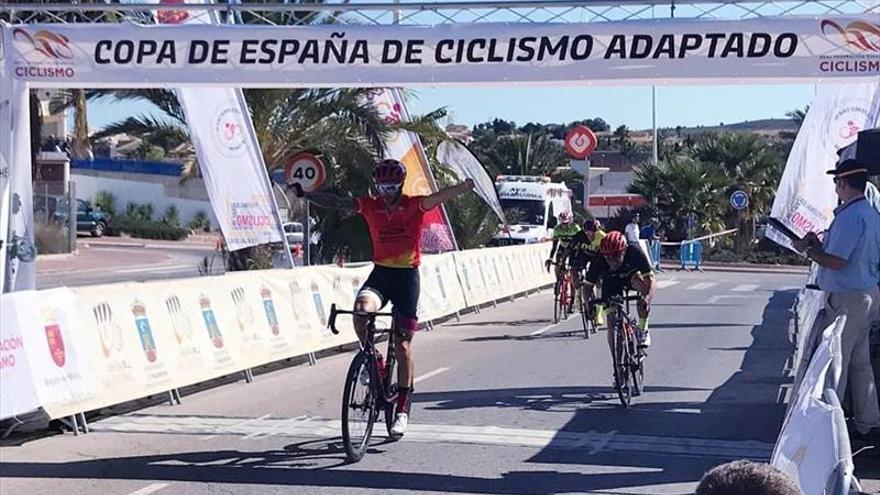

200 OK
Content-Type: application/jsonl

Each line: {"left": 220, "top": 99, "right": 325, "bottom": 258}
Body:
{"left": 469, "top": 132, "right": 566, "bottom": 177}
{"left": 786, "top": 106, "right": 810, "bottom": 131}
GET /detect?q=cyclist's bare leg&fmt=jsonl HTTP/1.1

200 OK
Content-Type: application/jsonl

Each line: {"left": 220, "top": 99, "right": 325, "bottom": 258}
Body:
{"left": 353, "top": 296, "right": 378, "bottom": 345}
{"left": 395, "top": 320, "right": 417, "bottom": 414}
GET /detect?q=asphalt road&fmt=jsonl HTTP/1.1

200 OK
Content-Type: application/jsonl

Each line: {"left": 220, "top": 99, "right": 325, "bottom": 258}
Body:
{"left": 3, "top": 270, "right": 874, "bottom": 494}
{"left": 36, "top": 243, "right": 221, "bottom": 289}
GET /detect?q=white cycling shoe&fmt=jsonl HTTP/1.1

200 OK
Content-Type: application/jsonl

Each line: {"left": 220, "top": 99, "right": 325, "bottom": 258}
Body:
{"left": 638, "top": 329, "right": 652, "bottom": 348}
{"left": 390, "top": 412, "right": 409, "bottom": 436}
{"left": 358, "top": 367, "right": 370, "bottom": 386}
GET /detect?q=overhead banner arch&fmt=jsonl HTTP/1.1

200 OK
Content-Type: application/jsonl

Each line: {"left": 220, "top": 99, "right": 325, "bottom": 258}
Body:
{"left": 4, "top": 15, "right": 878, "bottom": 88}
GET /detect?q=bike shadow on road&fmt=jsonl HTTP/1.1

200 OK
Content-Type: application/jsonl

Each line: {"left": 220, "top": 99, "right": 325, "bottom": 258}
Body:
{"left": 0, "top": 448, "right": 724, "bottom": 495}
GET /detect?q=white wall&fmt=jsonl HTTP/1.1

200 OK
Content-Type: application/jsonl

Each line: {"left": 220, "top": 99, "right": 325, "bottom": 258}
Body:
{"left": 73, "top": 173, "right": 217, "bottom": 228}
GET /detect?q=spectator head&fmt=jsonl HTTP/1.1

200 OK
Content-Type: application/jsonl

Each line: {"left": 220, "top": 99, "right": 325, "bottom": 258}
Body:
{"left": 631, "top": 213, "right": 640, "bottom": 224}
{"left": 695, "top": 461, "right": 801, "bottom": 495}
{"left": 650, "top": 216, "right": 659, "bottom": 225}
{"left": 827, "top": 159, "right": 869, "bottom": 200}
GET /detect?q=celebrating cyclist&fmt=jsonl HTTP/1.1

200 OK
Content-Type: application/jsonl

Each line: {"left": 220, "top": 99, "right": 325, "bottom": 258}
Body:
{"left": 545, "top": 211, "right": 581, "bottom": 292}
{"left": 583, "top": 231, "right": 656, "bottom": 351}
{"left": 295, "top": 159, "right": 474, "bottom": 436}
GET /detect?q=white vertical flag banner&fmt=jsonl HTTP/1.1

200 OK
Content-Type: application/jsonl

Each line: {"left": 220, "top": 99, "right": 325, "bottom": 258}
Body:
{"left": 767, "top": 82, "right": 880, "bottom": 251}
{"left": 148, "top": 0, "right": 284, "bottom": 252}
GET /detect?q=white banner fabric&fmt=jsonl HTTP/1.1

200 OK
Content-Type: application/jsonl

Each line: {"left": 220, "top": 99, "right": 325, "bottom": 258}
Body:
{"left": 437, "top": 140, "right": 507, "bottom": 227}
{"left": 0, "top": 244, "right": 552, "bottom": 420}
{"left": 772, "top": 317, "right": 853, "bottom": 495}
{"left": 0, "top": 292, "right": 41, "bottom": 419}
{"left": 767, "top": 82, "right": 880, "bottom": 251}
{"left": 6, "top": 17, "right": 878, "bottom": 88}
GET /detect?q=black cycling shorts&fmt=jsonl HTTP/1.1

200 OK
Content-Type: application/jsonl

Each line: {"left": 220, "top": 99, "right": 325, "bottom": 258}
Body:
{"left": 358, "top": 265, "right": 420, "bottom": 322}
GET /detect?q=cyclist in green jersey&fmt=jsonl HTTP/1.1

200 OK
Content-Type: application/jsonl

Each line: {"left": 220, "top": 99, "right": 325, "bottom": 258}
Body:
{"left": 545, "top": 211, "right": 581, "bottom": 292}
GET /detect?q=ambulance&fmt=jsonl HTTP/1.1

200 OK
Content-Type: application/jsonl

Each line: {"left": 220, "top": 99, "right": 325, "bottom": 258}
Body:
{"left": 491, "top": 175, "right": 573, "bottom": 246}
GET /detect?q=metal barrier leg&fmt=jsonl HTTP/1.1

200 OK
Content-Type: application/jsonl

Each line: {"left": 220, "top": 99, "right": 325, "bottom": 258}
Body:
{"left": 455, "top": 311, "right": 461, "bottom": 321}
{"left": 68, "top": 415, "right": 80, "bottom": 436}
{"left": 167, "top": 391, "right": 176, "bottom": 405}
{"left": 172, "top": 389, "right": 182, "bottom": 405}
{"left": 1, "top": 417, "right": 23, "bottom": 440}
{"left": 307, "top": 352, "right": 317, "bottom": 366}
{"left": 79, "top": 412, "right": 90, "bottom": 434}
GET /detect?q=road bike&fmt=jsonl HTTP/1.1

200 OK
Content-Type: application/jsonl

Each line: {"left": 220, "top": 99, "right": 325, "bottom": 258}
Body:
{"left": 578, "top": 276, "right": 600, "bottom": 339}
{"left": 550, "top": 262, "right": 576, "bottom": 324}
{"left": 602, "top": 292, "right": 645, "bottom": 407}
{"left": 329, "top": 304, "right": 403, "bottom": 463}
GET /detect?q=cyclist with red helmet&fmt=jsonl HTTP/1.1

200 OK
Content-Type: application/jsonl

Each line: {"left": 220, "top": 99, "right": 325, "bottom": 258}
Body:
{"left": 295, "top": 159, "right": 474, "bottom": 436}
{"left": 583, "top": 230, "right": 656, "bottom": 350}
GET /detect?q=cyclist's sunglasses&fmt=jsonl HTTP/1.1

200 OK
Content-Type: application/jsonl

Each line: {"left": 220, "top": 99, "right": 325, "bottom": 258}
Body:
{"left": 376, "top": 183, "right": 402, "bottom": 195}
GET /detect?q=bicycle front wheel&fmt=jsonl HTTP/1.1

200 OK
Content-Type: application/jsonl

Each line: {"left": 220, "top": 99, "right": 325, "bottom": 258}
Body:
{"left": 341, "top": 352, "right": 377, "bottom": 462}
{"left": 579, "top": 292, "right": 591, "bottom": 339}
{"left": 613, "top": 323, "right": 632, "bottom": 407}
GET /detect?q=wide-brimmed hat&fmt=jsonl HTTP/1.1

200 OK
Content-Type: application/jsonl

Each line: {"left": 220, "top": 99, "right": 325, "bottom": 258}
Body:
{"left": 826, "top": 158, "right": 869, "bottom": 177}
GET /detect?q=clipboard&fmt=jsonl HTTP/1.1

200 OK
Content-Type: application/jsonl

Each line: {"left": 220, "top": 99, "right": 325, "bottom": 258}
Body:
{"left": 766, "top": 217, "right": 804, "bottom": 243}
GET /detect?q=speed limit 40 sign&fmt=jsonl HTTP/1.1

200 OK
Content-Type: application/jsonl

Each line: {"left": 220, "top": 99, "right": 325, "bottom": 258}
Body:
{"left": 284, "top": 152, "right": 326, "bottom": 193}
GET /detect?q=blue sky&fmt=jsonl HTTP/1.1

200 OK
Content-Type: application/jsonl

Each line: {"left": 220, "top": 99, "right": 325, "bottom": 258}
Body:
{"left": 85, "top": 83, "right": 816, "bottom": 133}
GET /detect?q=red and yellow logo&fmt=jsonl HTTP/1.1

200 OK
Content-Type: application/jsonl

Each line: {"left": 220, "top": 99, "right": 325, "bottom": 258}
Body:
{"left": 12, "top": 28, "right": 74, "bottom": 60}
{"left": 821, "top": 20, "right": 880, "bottom": 53}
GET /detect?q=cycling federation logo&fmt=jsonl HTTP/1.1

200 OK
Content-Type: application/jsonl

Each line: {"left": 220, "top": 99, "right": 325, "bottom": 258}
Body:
{"left": 825, "top": 99, "right": 870, "bottom": 151}
{"left": 212, "top": 107, "right": 247, "bottom": 158}
{"left": 11, "top": 28, "right": 76, "bottom": 79}
{"left": 818, "top": 19, "right": 880, "bottom": 74}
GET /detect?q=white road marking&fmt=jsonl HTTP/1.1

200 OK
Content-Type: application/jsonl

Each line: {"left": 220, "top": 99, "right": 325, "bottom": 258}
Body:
{"left": 242, "top": 414, "right": 310, "bottom": 441}
{"left": 200, "top": 413, "right": 271, "bottom": 440}
{"left": 686, "top": 282, "right": 717, "bottom": 291}
{"left": 656, "top": 280, "right": 680, "bottom": 289}
{"left": 94, "top": 414, "right": 774, "bottom": 460}
{"left": 115, "top": 265, "right": 193, "bottom": 274}
{"left": 125, "top": 484, "right": 170, "bottom": 495}
{"left": 731, "top": 284, "right": 760, "bottom": 292}
{"left": 413, "top": 367, "right": 452, "bottom": 384}
{"left": 707, "top": 294, "right": 764, "bottom": 304}
{"left": 530, "top": 314, "right": 577, "bottom": 336}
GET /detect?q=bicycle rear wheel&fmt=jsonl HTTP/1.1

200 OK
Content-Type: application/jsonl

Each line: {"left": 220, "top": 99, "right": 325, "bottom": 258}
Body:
{"left": 553, "top": 281, "right": 562, "bottom": 324}
{"left": 341, "top": 352, "right": 377, "bottom": 462}
{"left": 613, "top": 322, "right": 632, "bottom": 407}
{"left": 383, "top": 342, "right": 403, "bottom": 442}
{"left": 579, "top": 291, "right": 591, "bottom": 339}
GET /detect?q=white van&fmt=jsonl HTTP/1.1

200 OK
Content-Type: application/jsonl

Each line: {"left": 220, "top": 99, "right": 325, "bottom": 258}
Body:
{"left": 492, "top": 175, "right": 573, "bottom": 246}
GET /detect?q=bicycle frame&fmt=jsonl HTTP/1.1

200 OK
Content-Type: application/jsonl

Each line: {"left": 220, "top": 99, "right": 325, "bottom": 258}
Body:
{"left": 330, "top": 304, "right": 399, "bottom": 404}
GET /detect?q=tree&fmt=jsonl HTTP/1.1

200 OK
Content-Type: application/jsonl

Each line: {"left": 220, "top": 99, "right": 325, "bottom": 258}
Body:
{"left": 469, "top": 132, "right": 566, "bottom": 177}
{"left": 786, "top": 106, "right": 810, "bottom": 130}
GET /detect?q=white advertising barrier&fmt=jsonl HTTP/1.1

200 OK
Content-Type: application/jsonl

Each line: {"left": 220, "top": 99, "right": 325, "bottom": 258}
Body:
{"left": 0, "top": 245, "right": 553, "bottom": 420}
{"left": 6, "top": 17, "right": 879, "bottom": 88}
{"left": 0, "top": 292, "right": 41, "bottom": 419}
{"left": 772, "top": 316, "right": 854, "bottom": 495}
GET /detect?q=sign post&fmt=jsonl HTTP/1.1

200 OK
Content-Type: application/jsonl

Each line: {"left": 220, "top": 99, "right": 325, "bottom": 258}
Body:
{"left": 564, "top": 126, "right": 598, "bottom": 212}
{"left": 285, "top": 153, "right": 327, "bottom": 266}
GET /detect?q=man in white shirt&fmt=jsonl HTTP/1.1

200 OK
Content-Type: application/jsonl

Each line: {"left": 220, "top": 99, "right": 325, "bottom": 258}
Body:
{"left": 625, "top": 213, "right": 641, "bottom": 246}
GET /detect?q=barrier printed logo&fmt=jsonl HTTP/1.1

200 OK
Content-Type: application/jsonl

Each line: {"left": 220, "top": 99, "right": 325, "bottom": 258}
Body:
{"left": 435, "top": 265, "right": 448, "bottom": 300}
{"left": 825, "top": 99, "right": 870, "bottom": 150}
{"left": 131, "top": 300, "right": 158, "bottom": 363}
{"left": 231, "top": 287, "right": 256, "bottom": 335}
{"left": 461, "top": 261, "right": 472, "bottom": 292}
{"left": 92, "top": 302, "right": 125, "bottom": 359}
{"left": 165, "top": 295, "right": 194, "bottom": 345}
{"left": 311, "top": 281, "right": 328, "bottom": 329}
{"left": 260, "top": 286, "right": 280, "bottom": 336}
{"left": 199, "top": 295, "right": 224, "bottom": 349}
{"left": 41, "top": 307, "right": 66, "bottom": 368}
{"left": 288, "top": 281, "right": 303, "bottom": 322}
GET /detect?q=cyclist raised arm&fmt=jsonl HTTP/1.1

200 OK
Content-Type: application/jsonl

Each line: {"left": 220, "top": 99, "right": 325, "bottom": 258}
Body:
{"left": 301, "top": 159, "right": 473, "bottom": 436}
{"left": 582, "top": 231, "right": 656, "bottom": 351}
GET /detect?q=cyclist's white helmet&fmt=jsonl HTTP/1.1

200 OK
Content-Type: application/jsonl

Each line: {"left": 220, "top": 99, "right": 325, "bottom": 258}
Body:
{"left": 558, "top": 211, "right": 573, "bottom": 224}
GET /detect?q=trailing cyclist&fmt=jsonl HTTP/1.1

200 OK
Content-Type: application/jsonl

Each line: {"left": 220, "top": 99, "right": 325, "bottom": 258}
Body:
{"left": 569, "top": 219, "right": 607, "bottom": 323}
{"left": 583, "top": 231, "right": 656, "bottom": 352}
{"left": 295, "top": 159, "right": 474, "bottom": 436}
{"left": 544, "top": 211, "right": 581, "bottom": 294}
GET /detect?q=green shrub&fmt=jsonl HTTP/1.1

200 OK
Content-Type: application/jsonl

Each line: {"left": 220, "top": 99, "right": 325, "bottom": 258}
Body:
{"left": 188, "top": 210, "right": 211, "bottom": 232}
{"left": 35, "top": 221, "right": 70, "bottom": 254}
{"left": 113, "top": 215, "right": 188, "bottom": 241}
{"left": 162, "top": 205, "right": 181, "bottom": 228}
{"left": 93, "top": 191, "right": 117, "bottom": 216}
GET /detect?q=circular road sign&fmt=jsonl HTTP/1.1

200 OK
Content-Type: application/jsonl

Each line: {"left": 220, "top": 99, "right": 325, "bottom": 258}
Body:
{"left": 284, "top": 153, "right": 326, "bottom": 193}
{"left": 564, "top": 125, "right": 598, "bottom": 160}
{"left": 730, "top": 190, "right": 749, "bottom": 211}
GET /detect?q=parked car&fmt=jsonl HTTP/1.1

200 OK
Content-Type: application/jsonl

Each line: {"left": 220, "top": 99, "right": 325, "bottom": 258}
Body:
{"left": 283, "top": 222, "right": 304, "bottom": 246}
{"left": 34, "top": 195, "right": 111, "bottom": 237}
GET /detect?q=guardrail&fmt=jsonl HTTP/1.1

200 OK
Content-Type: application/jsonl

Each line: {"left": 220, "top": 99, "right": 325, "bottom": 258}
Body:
{"left": 0, "top": 243, "right": 553, "bottom": 432}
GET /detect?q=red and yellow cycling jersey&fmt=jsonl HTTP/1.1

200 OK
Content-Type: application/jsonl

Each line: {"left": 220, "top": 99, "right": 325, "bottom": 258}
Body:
{"left": 356, "top": 195, "right": 431, "bottom": 268}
